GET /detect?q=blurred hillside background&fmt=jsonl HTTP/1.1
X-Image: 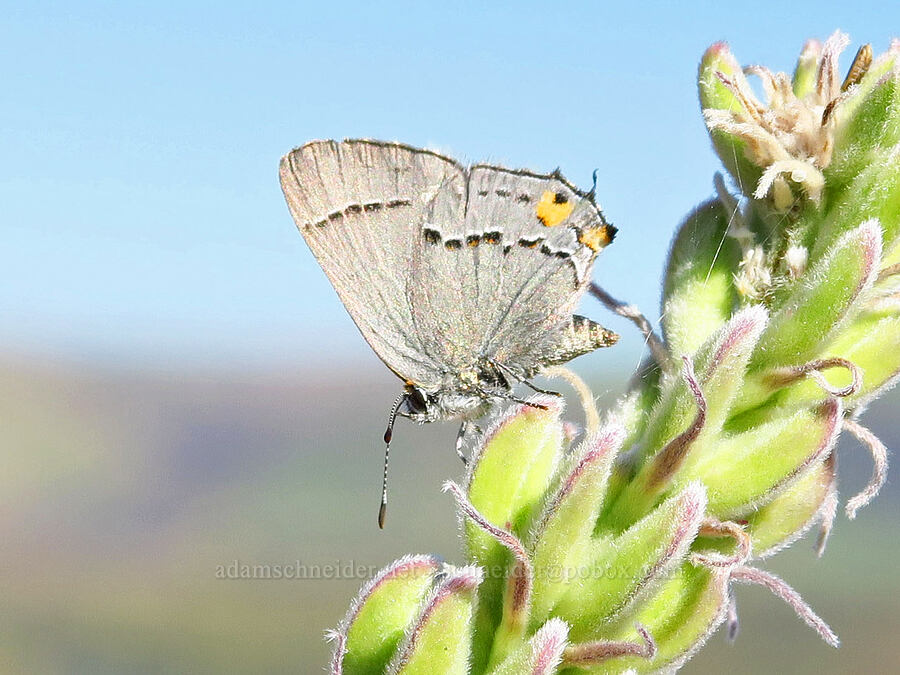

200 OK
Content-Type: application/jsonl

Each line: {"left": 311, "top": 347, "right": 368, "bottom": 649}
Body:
{"left": 2, "top": 1, "right": 899, "bottom": 673}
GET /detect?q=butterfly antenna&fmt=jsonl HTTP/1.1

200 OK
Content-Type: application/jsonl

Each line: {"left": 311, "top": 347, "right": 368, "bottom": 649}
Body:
{"left": 379, "top": 393, "right": 406, "bottom": 529}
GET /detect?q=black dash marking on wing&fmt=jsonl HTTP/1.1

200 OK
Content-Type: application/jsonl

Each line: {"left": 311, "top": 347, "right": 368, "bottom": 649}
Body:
{"left": 482, "top": 231, "right": 501, "bottom": 244}
{"left": 311, "top": 199, "right": 409, "bottom": 228}
{"left": 477, "top": 190, "right": 489, "bottom": 197}
{"left": 502, "top": 244, "right": 512, "bottom": 255}
{"left": 445, "top": 239, "right": 463, "bottom": 250}
{"left": 540, "top": 243, "right": 572, "bottom": 259}
{"left": 518, "top": 237, "right": 544, "bottom": 249}
{"left": 553, "top": 191, "right": 568, "bottom": 204}
{"left": 495, "top": 189, "right": 511, "bottom": 198}
{"left": 516, "top": 194, "right": 532, "bottom": 203}
{"left": 424, "top": 228, "right": 441, "bottom": 245}
{"left": 466, "top": 234, "right": 481, "bottom": 247}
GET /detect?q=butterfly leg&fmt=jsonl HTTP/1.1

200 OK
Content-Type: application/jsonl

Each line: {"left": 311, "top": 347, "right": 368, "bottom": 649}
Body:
{"left": 455, "top": 420, "right": 472, "bottom": 465}
{"left": 491, "top": 389, "right": 550, "bottom": 411}
{"left": 589, "top": 282, "right": 670, "bottom": 370}
{"left": 520, "top": 379, "right": 563, "bottom": 397}
{"left": 489, "top": 359, "right": 562, "bottom": 398}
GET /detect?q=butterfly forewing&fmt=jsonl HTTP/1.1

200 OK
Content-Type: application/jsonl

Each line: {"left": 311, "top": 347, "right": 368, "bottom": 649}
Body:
{"left": 279, "top": 139, "right": 465, "bottom": 388}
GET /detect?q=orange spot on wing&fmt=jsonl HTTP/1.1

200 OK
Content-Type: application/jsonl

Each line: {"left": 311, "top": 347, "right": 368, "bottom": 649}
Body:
{"left": 579, "top": 225, "right": 614, "bottom": 252}
{"left": 536, "top": 190, "right": 574, "bottom": 227}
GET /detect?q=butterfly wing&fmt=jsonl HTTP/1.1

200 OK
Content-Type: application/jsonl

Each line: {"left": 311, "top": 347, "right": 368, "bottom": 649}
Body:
{"left": 410, "top": 165, "right": 616, "bottom": 378}
{"left": 279, "top": 139, "right": 467, "bottom": 388}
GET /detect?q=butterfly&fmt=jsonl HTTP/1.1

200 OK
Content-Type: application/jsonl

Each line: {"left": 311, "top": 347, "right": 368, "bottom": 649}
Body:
{"left": 280, "top": 139, "right": 617, "bottom": 525}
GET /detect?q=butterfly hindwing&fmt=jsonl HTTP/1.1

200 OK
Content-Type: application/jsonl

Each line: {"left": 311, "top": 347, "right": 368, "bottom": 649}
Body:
{"left": 411, "top": 164, "right": 615, "bottom": 379}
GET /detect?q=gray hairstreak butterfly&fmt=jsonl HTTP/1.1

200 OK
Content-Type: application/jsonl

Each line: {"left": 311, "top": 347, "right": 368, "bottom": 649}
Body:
{"left": 279, "top": 139, "right": 618, "bottom": 526}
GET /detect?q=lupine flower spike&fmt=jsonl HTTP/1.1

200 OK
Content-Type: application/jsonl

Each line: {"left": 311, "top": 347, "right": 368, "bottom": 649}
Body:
{"left": 326, "top": 32, "right": 898, "bottom": 673}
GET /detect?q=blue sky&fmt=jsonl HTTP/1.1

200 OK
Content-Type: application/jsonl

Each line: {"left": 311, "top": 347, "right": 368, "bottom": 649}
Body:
{"left": 2, "top": 1, "right": 898, "bottom": 370}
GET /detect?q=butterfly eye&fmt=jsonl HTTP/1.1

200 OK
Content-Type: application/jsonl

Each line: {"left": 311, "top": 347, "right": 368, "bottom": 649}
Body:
{"left": 405, "top": 387, "right": 430, "bottom": 415}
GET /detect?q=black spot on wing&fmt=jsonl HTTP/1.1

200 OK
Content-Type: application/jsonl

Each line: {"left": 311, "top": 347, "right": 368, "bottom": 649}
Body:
{"left": 606, "top": 223, "right": 619, "bottom": 243}
{"left": 386, "top": 198, "right": 412, "bottom": 208}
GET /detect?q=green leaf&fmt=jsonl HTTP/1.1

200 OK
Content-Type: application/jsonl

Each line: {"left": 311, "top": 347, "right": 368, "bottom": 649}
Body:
{"left": 553, "top": 484, "right": 706, "bottom": 638}
{"left": 337, "top": 555, "right": 441, "bottom": 675}
{"left": 751, "top": 221, "right": 881, "bottom": 370}
{"left": 388, "top": 566, "right": 482, "bottom": 675}
{"left": 662, "top": 199, "right": 741, "bottom": 357}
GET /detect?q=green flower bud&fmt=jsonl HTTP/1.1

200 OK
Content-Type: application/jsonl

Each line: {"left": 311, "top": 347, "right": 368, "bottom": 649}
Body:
{"left": 611, "top": 308, "right": 767, "bottom": 524}
{"left": 749, "top": 220, "right": 881, "bottom": 370}
{"left": 596, "top": 564, "right": 730, "bottom": 674}
{"left": 829, "top": 47, "right": 900, "bottom": 184}
{"left": 744, "top": 457, "right": 835, "bottom": 557}
{"left": 331, "top": 555, "right": 441, "bottom": 674}
{"left": 697, "top": 42, "right": 764, "bottom": 196}
{"left": 679, "top": 399, "right": 840, "bottom": 519}
{"left": 551, "top": 484, "right": 707, "bottom": 636}
{"left": 529, "top": 426, "right": 624, "bottom": 623}
{"left": 487, "top": 618, "right": 568, "bottom": 675}
{"left": 662, "top": 198, "right": 741, "bottom": 357}
{"left": 814, "top": 151, "right": 900, "bottom": 263}
{"left": 462, "top": 397, "right": 565, "bottom": 671}
{"left": 387, "top": 566, "right": 483, "bottom": 674}
{"left": 465, "top": 396, "right": 565, "bottom": 564}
